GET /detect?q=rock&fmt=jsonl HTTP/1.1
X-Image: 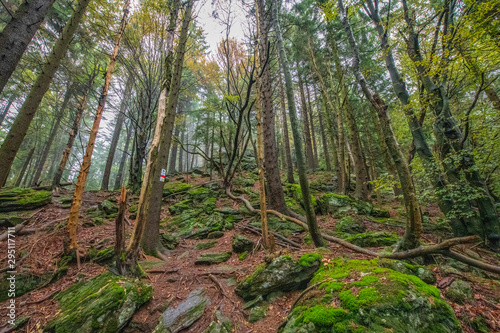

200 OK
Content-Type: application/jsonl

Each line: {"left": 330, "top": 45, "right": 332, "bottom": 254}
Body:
{"left": 187, "top": 188, "right": 214, "bottom": 202}
{"left": 248, "top": 304, "right": 268, "bottom": 323}
{"left": 318, "top": 193, "right": 373, "bottom": 217}
{"left": 195, "top": 252, "right": 232, "bottom": 265}
{"left": 379, "top": 259, "right": 436, "bottom": 284}
{"left": 204, "top": 311, "right": 232, "bottom": 333}
{"left": 445, "top": 279, "right": 472, "bottom": 304}
{"left": 160, "top": 234, "right": 179, "bottom": 250}
{"left": 203, "top": 197, "right": 217, "bottom": 214}
{"left": 99, "top": 199, "right": 118, "bottom": 215}
{"left": 191, "top": 168, "right": 204, "bottom": 175}
{"left": 0, "top": 188, "right": 51, "bottom": 213}
{"left": 279, "top": 259, "right": 462, "bottom": 333}
{"left": 232, "top": 235, "right": 254, "bottom": 253}
{"left": 335, "top": 216, "right": 366, "bottom": 234}
{"left": 344, "top": 231, "right": 399, "bottom": 247}
{"left": 195, "top": 241, "right": 217, "bottom": 250}
{"left": 88, "top": 247, "right": 114, "bottom": 265}
{"left": 207, "top": 231, "right": 225, "bottom": 239}
{"left": 0, "top": 215, "right": 24, "bottom": 227}
{"left": 168, "top": 200, "right": 192, "bottom": 216}
{"left": 370, "top": 207, "right": 391, "bottom": 218}
{"left": 287, "top": 184, "right": 319, "bottom": 212}
{"left": 243, "top": 295, "right": 263, "bottom": 310}
{"left": 45, "top": 272, "right": 152, "bottom": 333}
{"left": 235, "top": 253, "right": 322, "bottom": 301}
{"left": 163, "top": 182, "right": 192, "bottom": 197}
{"left": 153, "top": 288, "right": 210, "bottom": 333}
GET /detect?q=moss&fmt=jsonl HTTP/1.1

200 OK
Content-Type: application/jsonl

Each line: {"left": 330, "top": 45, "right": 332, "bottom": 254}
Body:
{"left": 202, "top": 197, "right": 217, "bottom": 214}
{"left": 128, "top": 205, "right": 138, "bottom": 214}
{"left": 168, "top": 200, "right": 192, "bottom": 215}
{"left": 195, "top": 241, "right": 217, "bottom": 250}
{"left": 46, "top": 272, "right": 152, "bottom": 333}
{"left": 88, "top": 247, "right": 115, "bottom": 265}
{"left": 239, "top": 251, "right": 249, "bottom": 260}
{"left": 282, "top": 259, "right": 460, "bottom": 333}
{"left": 0, "top": 188, "right": 51, "bottom": 212}
{"left": 163, "top": 182, "right": 192, "bottom": 196}
{"left": 299, "top": 253, "right": 323, "bottom": 267}
{"left": 344, "top": 231, "right": 399, "bottom": 247}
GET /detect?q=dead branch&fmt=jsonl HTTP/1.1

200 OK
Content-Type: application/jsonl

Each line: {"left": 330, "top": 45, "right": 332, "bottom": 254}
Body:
{"left": 226, "top": 187, "right": 500, "bottom": 274}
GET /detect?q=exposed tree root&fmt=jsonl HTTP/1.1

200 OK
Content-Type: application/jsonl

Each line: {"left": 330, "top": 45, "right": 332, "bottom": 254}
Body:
{"left": 226, "top": 187, "right": 500, "bottom": 274}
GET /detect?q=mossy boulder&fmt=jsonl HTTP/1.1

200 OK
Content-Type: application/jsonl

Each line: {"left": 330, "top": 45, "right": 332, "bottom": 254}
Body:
{"left": 187, "top": 187, "right": 214, "bottom": 202}
{"left": 204, "top": 311, "right": 232, "bottom": 333}
{"left": 99, "top": 199, "right": 118, "bottom": 215}
{"left": 195, "top": 241, "right": 217, "bottom": 250}
{"left": 88, "top": 247, "right": 115, "bottom": 265}
{"left": 248, "top": 304, "right": 268, "bottom": 323}
{"left": 379, "top": 259, "right": 436, "bottom": 284}
{"left": 445, "top": 279, "right": 473, "bottom": 304}
{"left": 160, "top": 234, "right": 179, "bottom": 250}
{"left": 279, "top": 259, "right": 462, "bottom": 333}
{"left": 202, "top": 197, "right": 217, "bottom": 214}
{"left": 163, "top": 182, "right": 192, "bottom": 197}
{"left": 318, "top": 193, "right": 373, "bottom": 217}
{"left": 286, "top": 184, "right": 319, "bottom": 213}
{"left": 336, "top": 216, "right": 366, "bottom": 234}
{"left": 0, "top": 188, "right": 51, "bottom": 212}
{"left": 45, "top": 272, "right": 153, "bottom": 333}
{"left": 344, "top": 231, "right": 400, "bottom": 248}
{"left": 153, "top": 288, "right": 210, "bottom": 333}
{"left": 232, "top": 234, "right": 254, "bottom": 253}
{"left": 235, "top": 253, "right": 322, "bottom": 301}
{"left": 168, "top": 200, "right": 192, "bottom": 216}
{"left": 251, "top": 215, "right": 302, "bottom": 237}
{"left": 195, "top": 252, "right": 232, "bottom": 265}
{"left": 370, "top": 207, "right": 390, "bottom": 218}
{"left": 0, "top": 214, "right": 24, "bottom": 227}
{"left": 0, "top": 272, "right": 52, "bottom": 302}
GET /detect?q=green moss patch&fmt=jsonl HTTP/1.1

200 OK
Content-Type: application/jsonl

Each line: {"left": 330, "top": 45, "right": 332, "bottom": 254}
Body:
{"left": 280, "top": 259, "right": 461, "bottom": 333}
{"left": 45, "top": 272, "right": 152, "bottom": 333}
{"left": 344, "top": 231, "right": 400, "bottom": 247}
{"left": 0, "top": 188, "right": 51, "bottom": 212}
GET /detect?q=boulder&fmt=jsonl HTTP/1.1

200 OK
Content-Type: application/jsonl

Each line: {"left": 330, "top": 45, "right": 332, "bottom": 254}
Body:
{"left": 232, "top": 234, "right": 254, "bottom": 253}
{"left": 335, "top": 216, "right": 366, "bottom": 234}
{"left": 160, "top": 234, "right": 179, "bottom": 250}
{"left": 0, "top": 188, "right": 51, "bottom": 213}
{"left": 279, "top": 259, "right": 462, "bottom": 333}
{"left": 379, "top": 259, "right": 436, "bottom": 284}
{"left": 163, "top": 182, "right": 192, "bottom": 196}
{"left": 168, "top": 200, "right": 192, "bottom": 216}
{"left": 45, "top": 272, "right": 152, "bottom": 333}
{"left": 235, "top": 253, "right": 322, "bottom": 301}
{"left": 445, "top": 279, "right": 473, "bottom": 304}
{"left": 344, "top": 231, "right": 399, "bottom": 247}
{"left": 318, "top": 193, "right": 373, "bottom": 217}
{"left": 370, "top": 207, "right": 391, "bottom": 218}
{"left": 0, "top": 215, "right": 24, "bottom": 227}
{"left": 195, "top": 252, "right": 232, "bottom": 265}
{"left": 248, "top": 305, "right": 268, "bottom": 323}
{"left": 153, "top": 288, "right": 210, "bottom": 333}
{"left": 195, "top": 240, "right": 217, "bottom": 250}
{"left": 204, "top": 311, "right": 232, "bottom": 333}
{"left": 187, "top": 187, "right": 214, "bottom": 202}
{"left": 99, "top": 199, "right": 118, "bottom": 215}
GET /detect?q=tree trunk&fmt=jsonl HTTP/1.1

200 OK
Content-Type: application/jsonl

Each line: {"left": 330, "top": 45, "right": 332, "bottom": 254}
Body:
{"left": 339, "top": 0, "right": 422, "bottom": 250}
{"left": 168, "top": 123, "right": 180, "bottom": 174}
{"left": 52, "top": 73, "right": 95, "bottom": 190}
{"left": 0, "top": 0, "right": 91, "bottom": 187}
{"left": 67, "top": 0, "right": 131, "bottom": 251}
{"left": 297, "top": 69, "right": 315, "bottom": 170}
{"left": 0, "top": 98, "right": 14, "bottom": 127}
{"left": 113, "top": 123, "right": 132, "bottom": 191}
{"left": 129, "top": 0, "right": 191, "bottom": 257}
{"left": 277, "top": 64, "right": 295, "bottom": 184}
{"left": 178, "top": 122, "right": 185, "bottom": 173}
{"left": 0, "top": 0, "right": 56, "bottom": 93}
{"left": 257, "top": 0, "right": 287, "bottom": 213}
{"left": 272, "top": 0, "right": 324, "bottom": 247}
{"left": 31, "top": 84, "right": 74, "bottom": 186}
{"left": 314, "top": 88, "right": 332, "bottom": 171}
{"left": 101, "top": 76, "right": 133, "bottom": 190}
{"left": 14, "top": 146, "right": 35, "bottom": 187}
{"left": 330, "top": 38, "right": 369, "bottom": 201}
{"left": 305, "top": 83, "right": 319, "bottom": 169}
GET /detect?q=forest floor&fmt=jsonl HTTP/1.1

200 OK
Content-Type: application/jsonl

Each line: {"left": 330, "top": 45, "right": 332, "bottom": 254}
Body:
{"left": 0, "top": 171, "right": 500, "bottom": 333}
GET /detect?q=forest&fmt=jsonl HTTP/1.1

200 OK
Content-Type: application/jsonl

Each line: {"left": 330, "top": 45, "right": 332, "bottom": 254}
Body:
{"left": 0, "top": 0, "right": 499, "bottom": 332}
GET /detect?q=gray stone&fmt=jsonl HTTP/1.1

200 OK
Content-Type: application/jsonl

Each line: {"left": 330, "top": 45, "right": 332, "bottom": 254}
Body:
{"left": 232, "top": 234, "right": 254, "bottom": 253}
{"left": 445, "top": 279, "right": 473, "bottom": 304}
{"left": 153, "top": 288, "right": 210, "bottom": 333}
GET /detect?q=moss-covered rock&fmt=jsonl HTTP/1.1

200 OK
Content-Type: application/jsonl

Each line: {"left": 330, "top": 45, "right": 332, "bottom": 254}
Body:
{"left": 344, "top": 231, "right": 400, "bottom": 248}
{"left": 318, "top": 193, "right": 374, "bottom": 217}
{"left": 168, "top": 200, "right": 192, "bottom": 216}
{"left": 251, "top": 215, "right": 302, "bottom": 237}
{"left": 204, "top": 311, "right": 232, "bottom": 333}
{"left": 235, "top": 253, "right": 322, "bottom": 301}
{"left": 195, "top": 252, "right": 232, "bottom": 265}
{"left": 248, "top": 304, "right": 268, "bottom": 323}
{"left": 445, "top": 279, "right": 472, "bottom": 304}
{"left": 163, "top": 182, "right": 192, "bottom": 197}
{"left": 187, "top": 187, "right": 214, "bottom": 202}
{"left": 195, "top": 241, "right": 217, "bottom": 250}
{"left": 336, "top": 216, "right": 366, "bottom": 234}
{"left": 379, "top": 259, "right": 436, "bottom": 284}
{"left": 0, "top": 188, "right": 51, "bottom": 212}
{"left": 232, "top": 234, "right": 254, "bottom": 253}
{"left": 45, "top": 272, "right": 152, "bottom": 333}
{"left": 100, "top": 200, "right": 118, "bottom": 215}
{"left": 153, "top": 288, "right": 209, "bottom": 333}
{"left": 202, "top": 197, "right": 217, "bottom": 214}
{"left": 279, "top": 259, "right": 462, "bottom": 333}
{"left": 0, "top": 214, "right": 24, "bottom": 227}
{"left": 370, "top": 207, "right": 390, "bottom": 218}
{"left": 0, "top": 272, "right": 52, "bottom": 302}
{"left": 160, "top": 233, "right": 179, "bottom": 250}
{"left": 88, "top": 247, "right": 115, "bottom": 265}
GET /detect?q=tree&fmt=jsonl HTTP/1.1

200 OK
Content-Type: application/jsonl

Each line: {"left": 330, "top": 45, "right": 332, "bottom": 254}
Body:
{"left": 0, "top": 0, "right": 92, "bottom": 187}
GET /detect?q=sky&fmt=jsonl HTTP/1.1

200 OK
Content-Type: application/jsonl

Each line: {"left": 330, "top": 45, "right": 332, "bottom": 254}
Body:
{"left": 194, "top": 0, "right": 249, "bottom": 55}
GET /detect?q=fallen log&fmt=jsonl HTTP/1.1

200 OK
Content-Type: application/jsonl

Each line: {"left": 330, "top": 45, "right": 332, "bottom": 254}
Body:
{"left": 226, "top": 187, "right": 500, "bottom": 274}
